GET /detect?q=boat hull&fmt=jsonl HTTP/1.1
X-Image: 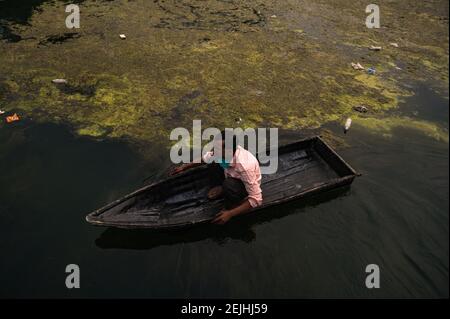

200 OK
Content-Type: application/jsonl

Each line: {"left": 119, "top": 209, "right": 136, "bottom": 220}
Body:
{"left": 86, "top": 136, "right": 358, "bottom": 229}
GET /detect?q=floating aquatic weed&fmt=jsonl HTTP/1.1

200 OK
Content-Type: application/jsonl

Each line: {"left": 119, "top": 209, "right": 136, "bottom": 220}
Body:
{"left": 38, "top": 32, "right": 80, "bottom": 46}
{"left": 0, "top": 0, "right": 447, "bottom": 157}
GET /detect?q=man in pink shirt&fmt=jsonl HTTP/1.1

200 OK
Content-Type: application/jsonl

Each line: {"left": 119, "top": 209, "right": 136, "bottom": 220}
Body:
{"left": 170, "top": 131, "right": 262, "bottom": 224}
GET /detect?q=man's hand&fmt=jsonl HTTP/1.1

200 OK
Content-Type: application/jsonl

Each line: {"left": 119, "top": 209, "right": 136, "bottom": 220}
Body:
{"left": 212, "top": 210, "right": 233, "bottom": 225}
{"left": 169, "top": 165, "right": 186, "bottom": 176}
{"left": 211, "top": 200, "right": 254, "bottom": 225}
{"left": 169, "top": 161, "right": 204, "bottom": 176}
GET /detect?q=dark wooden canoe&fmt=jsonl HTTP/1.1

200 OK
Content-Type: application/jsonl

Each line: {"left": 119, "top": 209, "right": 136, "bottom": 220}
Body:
{"left": 86, "top": 136, "right": 358, "bottom": 229}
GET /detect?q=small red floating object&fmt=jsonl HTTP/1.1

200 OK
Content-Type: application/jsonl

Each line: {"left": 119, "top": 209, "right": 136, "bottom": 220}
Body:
{"left": 6, "top": 113, "right": 20, "bottom": 123}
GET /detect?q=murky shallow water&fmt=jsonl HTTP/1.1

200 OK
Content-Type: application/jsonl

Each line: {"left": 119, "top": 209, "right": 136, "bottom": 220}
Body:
{"left": 0, "top": 0, "right": 448, "bottom": 298}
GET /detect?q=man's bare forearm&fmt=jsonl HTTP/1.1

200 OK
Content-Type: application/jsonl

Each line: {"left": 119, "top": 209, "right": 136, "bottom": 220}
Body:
{"left": 228, "top": 199, "right": 253, "bottom": 218}
{"left": 184, "top": 161, "right": 204, "bottom": 170}
{"left": 212, "top": 195, "right": 257, "bottom": 224}
{"left": 170, "top": 158, "right": 206, "bottom": 175}
{"left": 182, "top": 156, "right": 207, "bottom": 170}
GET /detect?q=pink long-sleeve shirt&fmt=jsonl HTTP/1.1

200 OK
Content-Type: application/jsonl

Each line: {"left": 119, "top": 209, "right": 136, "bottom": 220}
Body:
{"left": 203, "top": 146, "right": 263, "bottom": 208}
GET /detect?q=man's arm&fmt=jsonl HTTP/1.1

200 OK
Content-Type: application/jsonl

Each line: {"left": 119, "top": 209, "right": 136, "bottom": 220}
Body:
{"left": 169, "top": 154, "right": 211, "bottom": 175}
{"left": 170, "top": 151, "right": 216, "bottom": 175}
{"left": 169, "top": 161, "right": 203, "bottom": 175}
{"left": 212, "top": 163, "right": 262, "bottom": 224}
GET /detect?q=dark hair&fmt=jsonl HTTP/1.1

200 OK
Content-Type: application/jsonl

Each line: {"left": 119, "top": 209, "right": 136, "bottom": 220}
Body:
{"left": 215, "top": 129, "right": 237, "bottom": 154}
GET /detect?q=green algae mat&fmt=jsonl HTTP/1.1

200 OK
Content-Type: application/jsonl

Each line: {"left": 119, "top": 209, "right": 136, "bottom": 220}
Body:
{"left": 0, "top": 0, "right": 448, "bottom": 156}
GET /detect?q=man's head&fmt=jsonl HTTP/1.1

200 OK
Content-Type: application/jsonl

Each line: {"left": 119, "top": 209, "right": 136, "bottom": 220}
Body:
{"left": 213, "top": 129, "right": 237, "bottom": 161}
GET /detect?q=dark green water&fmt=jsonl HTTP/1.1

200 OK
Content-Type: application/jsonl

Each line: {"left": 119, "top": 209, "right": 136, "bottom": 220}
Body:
{"left": 0, "top": 86, "right": 448, "bottom": 298}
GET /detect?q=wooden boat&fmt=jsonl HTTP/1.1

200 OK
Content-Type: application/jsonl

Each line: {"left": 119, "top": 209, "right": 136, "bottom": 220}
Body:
{"left": 86, "top": 136, "right": 359, "bottom": 229}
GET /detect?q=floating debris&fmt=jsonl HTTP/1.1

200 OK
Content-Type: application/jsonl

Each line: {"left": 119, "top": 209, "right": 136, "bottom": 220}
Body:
{"left": 270, "top": 15, "right": 277, "bottom": 18}
{"left": 249, "top": 89, "right": 264, "bottom": 96}
{"left": 52, "top": 78, "right": 67, "bottom": 84}
{"left": 0, "top": 110, "right": 5, "bottom": 115}
{"left": 38, "top": 32, "right": 80, "bottom": 47}
{"left": 351, "top": 62, "right": 365, "bottom": 70}
{"left": 344, "top": 118, "right": 352, "bottom": 134}
{"left": 367, "top": 67, "right": 376, "bottom": 75}
{"left": 6, "top": 113, "right": 20, "bottom": 123}
{"left": 353, "top": 105, "right": 368, "bottom": 113}
{"left": 369, "top": 45, "right": 382, "bottom": 51}
{"left": 119, "top": 34, "right": 126, "bottom": 39}
{"left": 390, "top": 42, "right": 399, "bottom": 48}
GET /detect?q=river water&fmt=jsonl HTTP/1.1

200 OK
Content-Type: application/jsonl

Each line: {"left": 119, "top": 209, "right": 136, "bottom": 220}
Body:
{"left": 0, "top": 0, "right": 448, "bottom": 298}
{"left": 0, "top": 85, "right": 448, "bottom": 298}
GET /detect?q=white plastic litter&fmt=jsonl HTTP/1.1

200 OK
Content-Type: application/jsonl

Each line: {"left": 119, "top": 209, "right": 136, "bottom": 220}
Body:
{"left": 119, "top": 34, "right": 126, "bottom": 39}
{"left": 351, "top": 62, "right": 365, "bottom": 70}
{"left": 369, "top": 45, "right": 382, "bottom": 51}
{"left": 353, "top": 105, "right": 368, "bottom": 113}
{"left": 344, "top": 118, "right": 352, "bottom": 134}
{"left": 52, "top": 79, "right": 67, "bottom": 84}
